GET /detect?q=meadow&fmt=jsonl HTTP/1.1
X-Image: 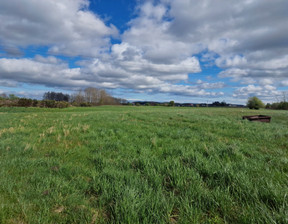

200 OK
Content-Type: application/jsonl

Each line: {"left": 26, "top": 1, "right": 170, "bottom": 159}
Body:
{"left": 0, "top": 106, "right": 287, "bottom": 224}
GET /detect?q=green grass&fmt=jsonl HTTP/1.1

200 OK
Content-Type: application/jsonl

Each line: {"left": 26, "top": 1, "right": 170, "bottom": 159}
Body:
{"left": 0, "top": 106, "right": 287, "bottom": 223}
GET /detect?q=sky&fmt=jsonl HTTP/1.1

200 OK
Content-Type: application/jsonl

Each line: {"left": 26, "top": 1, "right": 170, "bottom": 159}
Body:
{"left": 0, "top": 0, "right": 288, "bottom": 104}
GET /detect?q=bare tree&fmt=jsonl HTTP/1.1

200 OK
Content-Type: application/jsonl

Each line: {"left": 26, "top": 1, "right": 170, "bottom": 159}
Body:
{"left": 71, "top": 90, "right": 85, "bottom": 105}
{"left": 84, "top": 87, "right": 102, "bottom": 105}
{"left": 71, "top": 87, "right": 121, "bottom": 106}
{"left": 282, "top": 91, "right": 287, "bottom": 102}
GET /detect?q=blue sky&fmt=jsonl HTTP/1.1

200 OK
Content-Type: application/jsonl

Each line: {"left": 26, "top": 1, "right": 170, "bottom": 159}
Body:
{"left": 0, "top": 0, "right": 288, "bottom": 104}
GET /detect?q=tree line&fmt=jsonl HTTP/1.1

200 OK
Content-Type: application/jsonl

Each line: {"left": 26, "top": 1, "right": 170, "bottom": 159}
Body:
{"left": 247, "top": 96, "right": 288, "bottom": 110}
{"left": 1, "top": 90, "right": 288, "bottom": 110}
{"left": 0, "top": 87, "right": 126, "bottom": 108}
{"left": 70, "top": 87, "right": 127, "bottom": 106}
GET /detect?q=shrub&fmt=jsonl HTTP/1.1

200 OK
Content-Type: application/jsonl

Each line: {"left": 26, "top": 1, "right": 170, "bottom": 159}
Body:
{"left": 32, "top": 99, "right": 38, "bottom": 107}
{"left": 268, "top": 101, "right": 288, "bottom": 110}
{"left": 55, "top": 101, "right": 69, "bottom": 108}
{"left": 169, "top": 101, "right": 175, "bottom": 107}
{"left": 17, "top": 98, "right": 33, "bottom": 107}
{"left": 278, "top": 101, "right": 288, "bottom": 110}
{"left": 39, "top": 100, "right": 57, "bottom": 108}
{"left": 39, "top": 100, "right": 70, "bottom": 108}
{"left": 247, "top": 96, "right": 265, "bottom": 109}
{"left": 0, "top": 99, "right": 17, "bottom": 107}
{"left": 79, "top": 102, "right": 92, "bottom": 107}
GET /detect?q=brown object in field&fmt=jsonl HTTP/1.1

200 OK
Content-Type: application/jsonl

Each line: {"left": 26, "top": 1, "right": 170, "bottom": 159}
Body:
{"left": 242, "top": 115, "right": 271, "bottom": 123}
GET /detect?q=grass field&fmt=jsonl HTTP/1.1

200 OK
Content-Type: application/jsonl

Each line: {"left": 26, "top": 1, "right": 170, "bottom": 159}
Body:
{"left": 0, "top": 106, "right": 287, "bottom": 223}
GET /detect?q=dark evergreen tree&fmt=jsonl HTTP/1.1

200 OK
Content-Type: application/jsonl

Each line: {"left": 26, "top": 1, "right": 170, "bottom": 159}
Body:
{"left": 43, "top": 92, "right": 70, "bottom": 102}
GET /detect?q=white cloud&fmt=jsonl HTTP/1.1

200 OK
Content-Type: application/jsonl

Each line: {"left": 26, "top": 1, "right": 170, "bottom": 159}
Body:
{"left": 34, "top": 55, "right": 62, "bottom": 64}
{"left": 259, "top": 78, "right": 274, "bottom": 86}
{"left": 0, "top": 0, "right": 117, "bottom": 57}
{"left": 0, "top": 58, "right": 88, "bottom": 87}
{"left": 0, "top": 56, "right": 223, "bottom": 98}
{"left": 123, "top": 0, "right": 288, "bottom": 98}
{"left": 233, "top": 84, "right": 280, "bottom": 101}
{"left": 215, "top": 55, "right": 247, "bottom": 68}
{"left": 157, "top": 83, "right": 224, "bottom": 97}
{"left": 0, "top": 80, "right": 18, "bottom": 87}
{"left": 0, "top": 0, "right": 287, "bottom": 101}
{"left": 280, "top": 80, "right": 288, "bottom": 87}
{"left": 122, "top": 2, "right": 203, "bottom": 64}
{"left": 218, "top": 68, "right": 249, "bottom": 79}
{"left": 250, "top": 55, "right": 288, "bottom": 70}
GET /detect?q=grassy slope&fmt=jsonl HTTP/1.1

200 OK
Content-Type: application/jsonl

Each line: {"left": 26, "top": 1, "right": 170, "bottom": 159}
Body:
{"left": 0, "top": 106, "right": 287, "bottom": 223}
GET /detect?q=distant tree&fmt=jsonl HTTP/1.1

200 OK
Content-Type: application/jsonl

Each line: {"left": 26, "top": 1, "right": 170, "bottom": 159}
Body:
{"left": 70, "top": 87, "right": 119, "bottom": 106}
{"left": 115, "top": 98, "right": 128, "bottom": 104}
{"left": 8, "top": 94, "right": 19, "bottom": 100}
{"left": 212, "top": 101, "right": 227, "bottom": 107}
{"left": 17, "top": 98, "right": 33, "bottom": 107}
{"left": 32, "top": 99, "right": 38, "bottom": 107}
{"left": 99, "top": 89, "right": 108, "bottom": 105}
{"left": 212, "top": 101, "right": 221, "bottom": 106}
{"left": 55, "top": 101, "right": 69, "bottom": 108}
{"left": 70, "top": 90, "right": 85, "bottom": 106}
{"left": 265, "top": 101, "right": 288, "bottom": 110}
{"left": 43, "top": 91, "right": 69, "bottom": 102}
{"left": 0, "top": 93, "right": 8, "bottom": 100}
{"left": 84, "top": 87, "right": 99, "bottom": 105}
{"left": 247, "top": 96, "right": 265, "bottom": 109}
{"left": 79, "top": 102, "right": 92, "bottom": 107}
{"left": 278, "top": 101, "right": 288, "bottom": 110}
{"left": 39, "top": 100, "right": 56, "bottom": 108}
{"left": 169, "top": 101, "right": 175, "bottom": 107}
{"left": 220, "top": 101, "right": 227, "bottom": 106}
{"left": 0, "top": 93, "right": 18, "bottom": 107}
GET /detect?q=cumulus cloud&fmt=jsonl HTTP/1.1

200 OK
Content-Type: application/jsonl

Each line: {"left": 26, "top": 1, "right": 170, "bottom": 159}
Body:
{"left": 111, "top": 42, "right": 201, "bottom": 76}
{"left": 280, "top": 80, "right": 288, "bottom": 87}
{"left": 0, "top": 57, "right": 88, "bottom": 87}
{"left": 0, "top": 0, "right": 287, "bottom": 101}
{"left": 233, "top": 84, "right": 280, "bottom": 101}
{"left": 0, "top": 55, "right": 222, "bottom": 97}
{"left": 0, "top": 80, "right": 18, "bottom": 87}
{"left": 121, "top": 0, "right": 288, "bottom": 98}
{"left": 122, "top": 2, "right": 204, "bottom": 64}
{"left": 215, "top": 55, "right": 247, "bottom": 68}
{"left": 0, "top": 0, "right": 117, "bottom": 57}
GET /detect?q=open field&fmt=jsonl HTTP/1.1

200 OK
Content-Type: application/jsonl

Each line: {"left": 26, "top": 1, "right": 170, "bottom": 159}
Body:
{"left": 0, "top": 106, "right": 287, "bottom": 223}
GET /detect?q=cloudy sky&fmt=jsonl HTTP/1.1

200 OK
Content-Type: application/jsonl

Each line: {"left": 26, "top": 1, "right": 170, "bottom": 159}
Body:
{"left": 0, "top": 0, "right": 287, "bottom": 103}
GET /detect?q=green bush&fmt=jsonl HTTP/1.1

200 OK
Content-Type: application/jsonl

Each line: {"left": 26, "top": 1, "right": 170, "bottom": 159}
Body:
{"left": 268, "top": 101, "right": 288, "bottom": 110}
{"left": 32, "top": 99, "right": 38, "bottom": 107}
{"left": 80, "top": 102, "right": 92, "bottom": 107}
{"left": 39, "top": 100, "right": 69, "bottom": 108}
{"left": 247, "top": 96, "right": 265, "bottom": 109}
{"left": 278, "top": 101, "right": 288, "bottom": 110}
{"left": 39, "top": 100, "right": 57, "bottom": 108}
{"left": 55, "top": 101, "right": 70, "bottom": 108}
{"left": 0, "top": 99, "right": 17, "bottom": 107}
{"left": 17, "top": 98, "right": 33, "bottom": 107}
{"left": 168, "top": 101, "right": 175, "bottom": 107}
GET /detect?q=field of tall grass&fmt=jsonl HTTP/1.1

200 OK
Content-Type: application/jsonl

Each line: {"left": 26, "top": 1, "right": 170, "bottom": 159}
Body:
{"left": 0, "top": 106, "right": 287, "bottom": 223}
